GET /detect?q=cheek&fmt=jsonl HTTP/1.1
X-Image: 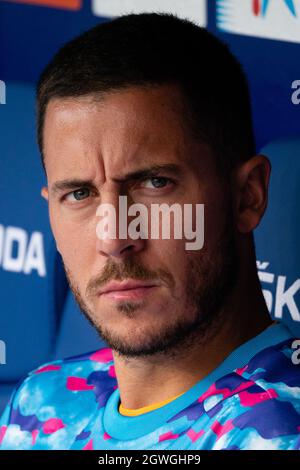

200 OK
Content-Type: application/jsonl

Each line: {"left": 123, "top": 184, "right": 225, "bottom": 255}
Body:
{"left": 49, "top": 207, "right": 90, "bottom": 263}
{"left": 202, "top": 204, "right": 228, "bottom": 250}
{"left": 49, "top": 209, "right": 69, "bottom": 255}
{"left": 53, "top": 228, "right": 94, "bottom": 293}
{"left": 151, "top": 238, "right": 189, "bottom": 283}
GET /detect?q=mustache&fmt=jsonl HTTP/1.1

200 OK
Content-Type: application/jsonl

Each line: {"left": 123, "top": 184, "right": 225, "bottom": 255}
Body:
{"left": 86, "top": 258, "right": 175, "bottom": 298}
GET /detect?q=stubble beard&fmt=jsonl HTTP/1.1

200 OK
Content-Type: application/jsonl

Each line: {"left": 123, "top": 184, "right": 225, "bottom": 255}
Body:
{"left": 63, "top": 208, "right": 238, "bottom": 359}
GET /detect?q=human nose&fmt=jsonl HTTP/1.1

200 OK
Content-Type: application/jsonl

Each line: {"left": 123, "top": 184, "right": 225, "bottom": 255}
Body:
{"left": 95, "top": 193, "right": 146, "bottom": 259}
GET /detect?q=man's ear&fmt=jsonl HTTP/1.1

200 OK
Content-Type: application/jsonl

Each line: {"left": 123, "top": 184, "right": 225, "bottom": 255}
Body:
{"left": 41, "top": 186, "right": 49, "bottom": 201}
{"left": 231, "top": 155, "right": 271, "bottom": 234}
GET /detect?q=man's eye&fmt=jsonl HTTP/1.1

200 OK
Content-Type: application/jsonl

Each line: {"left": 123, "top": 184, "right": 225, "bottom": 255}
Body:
{"left": 64, "top": 188, "right": 91, "bottom": 202}
{"left": 141, "top": 177, "right": 171, "bottom": 189}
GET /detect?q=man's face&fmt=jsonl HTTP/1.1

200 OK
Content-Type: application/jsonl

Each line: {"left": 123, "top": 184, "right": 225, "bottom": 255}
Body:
{"left": 42, "top": 84, "right": 238, "bottom": 358}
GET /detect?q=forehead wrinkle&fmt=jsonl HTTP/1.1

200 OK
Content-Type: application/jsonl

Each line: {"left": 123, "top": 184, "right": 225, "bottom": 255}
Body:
{"left": 89, "top": 86, "right": 191, "bottom": 175}
{"left": 44, "top": 86, "right": 197, "bottom": 183}
{"left": 98, "top": 117, "right": 188, "bottom": 183}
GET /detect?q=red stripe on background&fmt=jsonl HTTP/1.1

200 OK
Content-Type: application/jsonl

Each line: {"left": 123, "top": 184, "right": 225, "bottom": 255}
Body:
{"left": 252, "top": 0, "right": 261, "bottom": 16}
{"left": 4, "top": 0, "right": 81, "bottom": 10}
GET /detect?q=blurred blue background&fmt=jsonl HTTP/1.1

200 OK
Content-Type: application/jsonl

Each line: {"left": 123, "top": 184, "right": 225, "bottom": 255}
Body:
{"left": 0, "top": 0, "right": 300, "bottom": 413}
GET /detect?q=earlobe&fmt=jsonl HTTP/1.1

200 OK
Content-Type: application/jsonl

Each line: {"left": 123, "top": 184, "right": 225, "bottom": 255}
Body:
{"left": 41, "top": 186, "right": 49, "bottom": 201}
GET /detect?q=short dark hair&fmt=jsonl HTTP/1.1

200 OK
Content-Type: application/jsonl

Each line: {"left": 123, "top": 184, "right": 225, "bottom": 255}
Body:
{"left": 37, "top": 12, "right": 255, "bottom": 173}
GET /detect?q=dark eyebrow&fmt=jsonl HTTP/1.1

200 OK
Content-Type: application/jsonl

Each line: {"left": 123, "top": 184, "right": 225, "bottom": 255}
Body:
{"left": 51, "top": 179, "right": 94, "bottom": 196}
{"left": 112, "top": 164, "right": 182, "bottom": 183}
{"left": 50, "top": 164, "right": 182, "bottom": 196}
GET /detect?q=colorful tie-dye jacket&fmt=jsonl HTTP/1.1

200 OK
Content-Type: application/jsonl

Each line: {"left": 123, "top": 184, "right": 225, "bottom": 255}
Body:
{"left": 1, "top": 323, "right": 300, "bottom": 450}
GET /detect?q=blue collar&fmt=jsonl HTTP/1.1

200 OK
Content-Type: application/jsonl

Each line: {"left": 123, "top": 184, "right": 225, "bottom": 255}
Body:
{"left": 103, "top": 322, "right": 293, "bottom": 440}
